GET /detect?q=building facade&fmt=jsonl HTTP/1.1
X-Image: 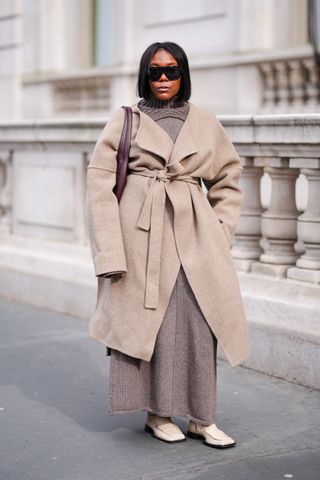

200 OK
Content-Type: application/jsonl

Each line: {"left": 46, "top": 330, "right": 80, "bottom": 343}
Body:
{"left": 1, "top": 0, "right": 319, "bottom": 119}
{"left": 0, "top": 1, "right": 319, "bottom": 389}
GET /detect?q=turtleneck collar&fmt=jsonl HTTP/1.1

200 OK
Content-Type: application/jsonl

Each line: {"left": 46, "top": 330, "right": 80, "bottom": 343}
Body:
{"left": 138, "top": 95, "right": 187, "bottom": 109}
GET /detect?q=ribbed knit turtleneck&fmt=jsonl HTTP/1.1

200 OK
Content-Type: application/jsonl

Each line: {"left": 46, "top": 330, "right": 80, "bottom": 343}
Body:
{"left": 138, "top": 95, "right": 190, "bottom": 143}
{"left": 139, "top": 95, "right": 186, "bottom": 109}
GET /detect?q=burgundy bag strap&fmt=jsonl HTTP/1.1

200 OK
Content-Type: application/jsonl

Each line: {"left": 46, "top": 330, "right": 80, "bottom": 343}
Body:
{"left": 113, "top": 106, "right": 133, "bottom": 202}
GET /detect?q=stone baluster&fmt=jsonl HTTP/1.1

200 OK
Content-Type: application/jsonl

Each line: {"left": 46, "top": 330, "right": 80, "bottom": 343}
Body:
{"left": 273, "top": 61, "right": 290, "bottom": 112}
{"left": 0, "top": 152, "right": 13, "bottom": 233}
{"left": 252, "top": 158, "right": 300, "bottom": 277}
{"left": 302, "top": 59, "right": 320, "bottom": 111}
{"left": 287, "top": 60, "right": 306, "bottom": 111}
{"left": 287, "top": 159, "right": 320, "bottom": 283}
{"left": 259, "top": 62, "right": 277, "bottom": 113}
{"left": 232, "top": 157, "right": 264, "bottom": 272}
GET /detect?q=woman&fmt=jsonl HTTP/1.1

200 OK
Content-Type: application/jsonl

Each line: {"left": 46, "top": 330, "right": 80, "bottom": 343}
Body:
{"left": 85, "top": 42, "right": 251, "bottom": 448}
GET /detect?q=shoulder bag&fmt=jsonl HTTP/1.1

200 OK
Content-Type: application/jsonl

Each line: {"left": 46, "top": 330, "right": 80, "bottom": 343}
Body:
{"left": 112, "top": 105, "right": 133, "bottom": 202}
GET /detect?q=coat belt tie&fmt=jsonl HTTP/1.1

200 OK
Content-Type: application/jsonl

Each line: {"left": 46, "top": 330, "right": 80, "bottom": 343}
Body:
{"left": 129, "top": 169, "right": 200, "bottom": 310}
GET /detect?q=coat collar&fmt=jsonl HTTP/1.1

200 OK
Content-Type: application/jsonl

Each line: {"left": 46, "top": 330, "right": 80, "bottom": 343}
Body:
{"left": 131, "top": 103, "right": 199, "bottom": 172}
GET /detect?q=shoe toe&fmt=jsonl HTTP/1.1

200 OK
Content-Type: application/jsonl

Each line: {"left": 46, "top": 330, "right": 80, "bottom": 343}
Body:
{"left": 205, "top": 427, "right": 235, "bottom": 447}
{"left": 188, "top": 421, "right": 236, "bottom": 447}
{"left": 145, "top": 420, "right": 185, "bottom": 443}
{"left": 158, "top": 423, "right": 185, "bottom": 440}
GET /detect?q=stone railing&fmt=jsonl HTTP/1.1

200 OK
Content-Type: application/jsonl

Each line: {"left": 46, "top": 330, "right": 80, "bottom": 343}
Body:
{"left": 0, "top": 114, "right": 319, "bottom": 389}
{"left": 223, "top": 114, "right": 320, "bottom": 285}
{"left": 258, "top": 52, "right": 320, "bottom": 113}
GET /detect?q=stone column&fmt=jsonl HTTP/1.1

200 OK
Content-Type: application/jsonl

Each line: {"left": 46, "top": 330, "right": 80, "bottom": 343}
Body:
{"left": 287, "top": 160, "right": 320, "bottom": 283}
{"left": 252, "top": 158, "right": 300, "bottom": 277}
{"left": 233, "top": 157, "right": 264, "bottom": 272}
{"left": 0, "top": 2, "right": 22, "bottom": 119}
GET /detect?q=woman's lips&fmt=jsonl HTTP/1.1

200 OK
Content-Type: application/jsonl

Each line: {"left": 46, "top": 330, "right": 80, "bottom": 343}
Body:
{"left": 157, "top": 86, "right": 170, "bottom": 92}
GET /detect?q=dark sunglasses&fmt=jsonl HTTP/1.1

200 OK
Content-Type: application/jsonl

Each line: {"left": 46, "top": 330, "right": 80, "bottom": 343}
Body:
{"left": 147, "top": 66, "right": 181, "bottom": 82}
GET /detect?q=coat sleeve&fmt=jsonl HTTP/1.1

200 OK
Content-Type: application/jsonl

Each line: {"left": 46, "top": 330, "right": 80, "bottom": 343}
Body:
{"left": 202, "top": 116, "right": 243, "bottom": 248}
{"left": 85, "top": 107, "right": 128, "bottom": 277}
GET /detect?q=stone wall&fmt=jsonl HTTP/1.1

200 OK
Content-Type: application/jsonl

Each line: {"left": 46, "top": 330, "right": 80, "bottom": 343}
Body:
{"left": 0, "top": 114, "right": 319, "bottom": 389}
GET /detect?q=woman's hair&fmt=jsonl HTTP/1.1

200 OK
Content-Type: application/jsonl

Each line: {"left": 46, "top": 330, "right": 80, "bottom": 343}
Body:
{"left": 137, "top": 42, "right": 191, "bottom": 102}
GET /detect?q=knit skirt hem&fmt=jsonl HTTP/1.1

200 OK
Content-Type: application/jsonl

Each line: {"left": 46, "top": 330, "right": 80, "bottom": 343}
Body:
{"left": 107, "top": 406, "right": 213, "bottom": 426}
{"left": 107, "top": 265, "right": 218, "bottom": 425}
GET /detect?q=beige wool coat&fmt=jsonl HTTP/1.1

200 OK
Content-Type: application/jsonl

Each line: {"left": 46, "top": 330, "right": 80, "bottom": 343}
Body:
{"left": 85, "top": 102, "right": 251, "bottom": 367}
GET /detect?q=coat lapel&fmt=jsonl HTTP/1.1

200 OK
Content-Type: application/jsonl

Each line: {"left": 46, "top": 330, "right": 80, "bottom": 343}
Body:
{"left": 131, "top": 103, "right": 199, "bottom": 172}
{"left": 132, "top": 105, "right": 173, "bottom": 163}
{"left": 168, "top": 103, "right": 198, "bottom": 164}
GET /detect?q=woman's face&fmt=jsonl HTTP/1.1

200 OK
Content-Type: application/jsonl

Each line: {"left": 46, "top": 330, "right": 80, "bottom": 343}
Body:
{"left": 148, "top": 49, "right": 181, "bottom": 101}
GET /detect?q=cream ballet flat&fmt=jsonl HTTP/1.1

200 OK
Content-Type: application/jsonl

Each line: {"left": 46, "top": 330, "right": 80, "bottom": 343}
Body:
{"left": 144, "top": 413, "right": 186, "bottom": 443}
{"left": 187, "top": 420, "right": 236, "bottom": 448}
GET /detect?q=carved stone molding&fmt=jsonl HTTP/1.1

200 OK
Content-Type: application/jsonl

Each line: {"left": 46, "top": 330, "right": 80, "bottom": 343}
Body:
{"left": 53, "top": 76, "right": 111, "bottom": 114}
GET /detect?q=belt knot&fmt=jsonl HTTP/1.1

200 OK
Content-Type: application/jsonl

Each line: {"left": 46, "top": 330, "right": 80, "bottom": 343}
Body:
{"left": 129, "top": 169, "right": 199, "bottom": 310}
{"left": 155, "top": 169, "right": 171, "bottom": 181}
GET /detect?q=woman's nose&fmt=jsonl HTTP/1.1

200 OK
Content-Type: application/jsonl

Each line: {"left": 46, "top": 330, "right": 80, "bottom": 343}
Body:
{"left": 159, "top": 72, "right": 169, "bottom": 81}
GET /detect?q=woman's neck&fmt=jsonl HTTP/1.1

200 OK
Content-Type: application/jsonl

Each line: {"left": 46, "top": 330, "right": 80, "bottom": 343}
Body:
{"left": 139, "top": 95, "right": 186, "bottom": 109}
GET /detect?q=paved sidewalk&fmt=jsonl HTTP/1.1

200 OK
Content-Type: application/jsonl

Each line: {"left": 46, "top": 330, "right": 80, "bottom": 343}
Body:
{"left": 0, "top": 297, "right": 319, "bottom": 480}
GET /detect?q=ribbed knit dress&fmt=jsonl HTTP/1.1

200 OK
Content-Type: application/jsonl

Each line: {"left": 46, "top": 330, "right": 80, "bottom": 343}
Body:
{"left": 107, "top": 96, "right": 218, "bottom": 426}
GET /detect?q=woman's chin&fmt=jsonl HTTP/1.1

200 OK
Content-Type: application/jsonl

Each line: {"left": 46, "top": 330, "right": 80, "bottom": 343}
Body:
{"left": 154, "top": 92, "right": 174, "bottom": 101}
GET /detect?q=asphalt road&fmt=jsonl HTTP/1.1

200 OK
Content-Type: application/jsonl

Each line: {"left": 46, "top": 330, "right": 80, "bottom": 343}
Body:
{"left": 0, "top": 297, "right": 319, "bottom": 480}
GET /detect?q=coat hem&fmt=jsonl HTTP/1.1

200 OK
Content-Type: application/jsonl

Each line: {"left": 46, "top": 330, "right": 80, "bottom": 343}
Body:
{"left": 89, "top": 333, "right": 153, "bottom": 362}
{"left": 107, "top": 406, "right": 214, "bottom": 426}
{"left": 92, "top": 330, "right": 250, "bottom": 366}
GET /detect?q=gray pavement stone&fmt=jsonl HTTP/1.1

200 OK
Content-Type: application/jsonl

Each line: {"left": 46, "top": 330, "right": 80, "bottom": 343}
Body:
{"left": 0, "top": 297, "right": 319, "bottom": 480}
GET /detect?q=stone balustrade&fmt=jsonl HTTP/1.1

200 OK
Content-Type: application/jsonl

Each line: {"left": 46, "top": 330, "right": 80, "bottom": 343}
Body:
{"left": 221, "top": 114, "right": 320, "bottom": 285}
{"left": 258, "top": 55, "right": 320, "bottom": 113}
{"left": 0, "top": 114, "right": 319, "bottom": 389}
